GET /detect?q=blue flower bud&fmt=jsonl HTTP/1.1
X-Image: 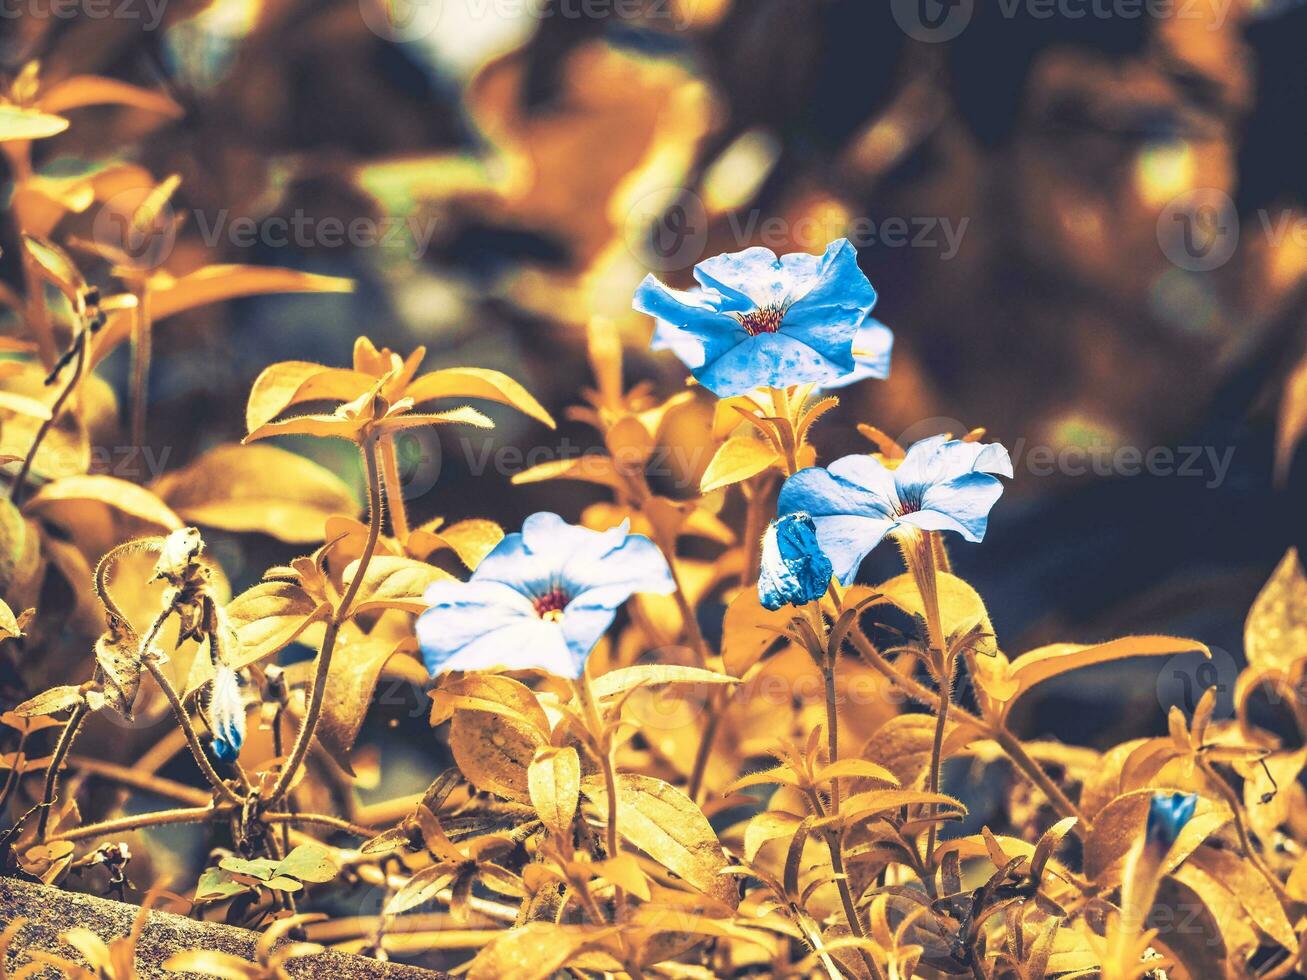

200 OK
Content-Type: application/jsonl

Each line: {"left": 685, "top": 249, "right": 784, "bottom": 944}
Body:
{"left": 758, "top": 513, "right": 834, "bottom": 611}
{"left": 1146, "top": 791, "right": 1197, "bottom": 849}
{"left": 208, "top": 666, "right": 245, "bottom": 763}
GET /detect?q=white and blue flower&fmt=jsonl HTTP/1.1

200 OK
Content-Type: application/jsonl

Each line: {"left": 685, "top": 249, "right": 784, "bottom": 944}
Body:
{"left": 208, "top": 665, "right": 245, "bottom": 764}
{"left": 777, "top": 435, "right": 1012, "bottom": 584}
{"left": 417, "top": 512, "right": 676, "bottom": 679}
{"left": 758, "top": 514, "right": 833, "bottom": 611}
{"left": 635, "top": 239, "right": 889, "bottom": 396}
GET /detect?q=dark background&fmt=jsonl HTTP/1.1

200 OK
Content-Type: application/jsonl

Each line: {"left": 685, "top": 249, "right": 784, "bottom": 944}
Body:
{"left": 6, "top": 0, "right": 1307, "bottom": 752}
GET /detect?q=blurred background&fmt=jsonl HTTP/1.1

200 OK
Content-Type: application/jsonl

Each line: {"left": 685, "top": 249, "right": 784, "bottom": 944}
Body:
{"left": 5, "top": 0, "right": 1307, "bottom": 827}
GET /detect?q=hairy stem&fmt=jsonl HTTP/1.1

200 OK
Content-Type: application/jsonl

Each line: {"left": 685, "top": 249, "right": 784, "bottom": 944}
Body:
{"left": 270, "top": 435, "right": 384, "bottom": 803}
{"left": 37, "top": 702, "right": 88, "bottom": 840}
{"left": 48, "top": 804, "right": 217, "bottom": 843}
{"left": 379, "top": 433, "right": 410, "bottom": 543}
{"left": 575, "top": 675, "right": 624, "bottom": 919}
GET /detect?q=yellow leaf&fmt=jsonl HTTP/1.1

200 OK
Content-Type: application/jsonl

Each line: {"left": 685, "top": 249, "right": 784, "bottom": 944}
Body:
{"left": 14, "top": 685, "right": 83, "bottom": 717}
{"left": 244, "top": 362, "right": 372, "bottom": 435}
{"left": 589, "top": 665, "right": 736, "bottom": 701}
{"left": 840, "top": 789, "right": 966, "bottom": 826}
{"left": 0, "top": 598, "right": 22, "bottom": 641}
{"left": 1187, "top": 845, "right": 1297, "bottom": 952}
{"left": 153, "top": 443, "right": 359, "bottom": 543}
{"left": 467, "top": 924, "right": 613, "bottom": 980}
{"left": 593, "top": 853, "right": 651, "bottom": 901}
{"left": 224, "top": 581, "right": 327, "bottom": 671}
{"left": 528, "top": 745, "right": 581, "bottom": 838}
{"left": 510, "top": 455, "right": 624, "bottom": 489}
{"left": 721, "top": 590, "right": 796, "bottom": 676}
{"left": 451, "top": 708, "right": 543, "bottom": 803}
{"left": 27, "top": 475, "right": 182, "bottom": 531}
{"left": 699, "top": 436, "right": 780, "bottom": 493}
{"left": 1083, "top": 790, "right": 1229, "bottom": 884}
{"left": 341, "top": 556, "right": 453, "bottom": 614}
{"left": 405, "top": 367, "right": 555, "bottom": 428}
{"left": 93, "top": 267, "right": 354, "bottom": 367}
{"left": 1001, "top": 636, "right": 1210, "bottom": 711}
{"left": 1245, "top": 548, "right": 1307, "bottom": 674}
{"left": 422, "top": 519, "right": 504, "bottom": 570}
{"left": 581, "top": 773, "right": 737, "bottom": 908}
{"left": 0, "top": 106, "right": 68, "bottom": 141}
{"left": 38, "top": 75, "right": 183, "bottom": 118}
{"left": 315, "top": 635, "right": 405, "bottom": 774}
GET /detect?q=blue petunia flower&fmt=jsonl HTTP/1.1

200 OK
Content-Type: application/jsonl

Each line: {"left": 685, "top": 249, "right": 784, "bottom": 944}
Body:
{"left": 777, "top": 435, "right": 1013, "bottom": 584}
{"left": 1145, "top": 791, "right": 1197, "bottom": 849}
{"left": 758, "top": 514, "right": 834, "bottom": 611}
{"left": 635, "top": 239, "right": 885, "bottom": 396}
{"left": 208, "top": 665, "right": 245, "bottom": 763}
{"left": 418, "top": 512, "right": 677, "bottom": 679}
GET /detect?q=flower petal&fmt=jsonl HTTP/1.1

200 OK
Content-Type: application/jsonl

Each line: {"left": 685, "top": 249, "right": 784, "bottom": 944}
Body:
{"left": 695, "top": 332, "right": 849, "bottom": 397}
{"left": 417, "top": 580, "right": 537, "bottom": 674}
{"left": 900, "top": 471, "right": 1005, "bottom": 542}
{"left": 430, "top": 618, "right": 581, "bottom": 677}
{"left": 692, "top": 245, "right": 788, "bottom": 310}
{"left": 824, "top": 319, "right": 894, "bottom": 387}
{"left": 778, "top": 465, "right": 898, "bottom": 583}
{"left": 778, "top": 239, "right": 874, "bottom": 368}
{"left": 634, "top": 275, "right": 746, "bottom": 370}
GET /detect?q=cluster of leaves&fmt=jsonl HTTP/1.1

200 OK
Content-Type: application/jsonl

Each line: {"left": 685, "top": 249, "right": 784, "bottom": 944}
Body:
{"left": 3, "top": 43, "right": 1307, "bottom": 980}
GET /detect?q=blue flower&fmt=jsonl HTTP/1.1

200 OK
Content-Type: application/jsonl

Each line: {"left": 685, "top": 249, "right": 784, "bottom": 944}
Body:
{"left": 418, "top": 512, "right": 677, "bottom": 679}
{"left": 758, "top": 514, "right": 833, "bottom": 611}
{"left": 1146, "top": 791, "right": 1197, "bottom": 849}
{"left": 635, "top": 239, "right": 884, "bottom": 396}
{"left": 777, "top": 435, "right": 1013, "bottom": 584}
{"left": 208, "top": 666, "right": 245, "bottom": 763}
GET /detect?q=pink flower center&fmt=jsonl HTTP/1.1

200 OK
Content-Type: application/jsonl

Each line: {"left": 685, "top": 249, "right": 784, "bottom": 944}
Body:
{"left": 533, "top": 588, "right": 570, "bottom": 622}
{"left": 738, "top": 303, "right": 786, "bottom": 336}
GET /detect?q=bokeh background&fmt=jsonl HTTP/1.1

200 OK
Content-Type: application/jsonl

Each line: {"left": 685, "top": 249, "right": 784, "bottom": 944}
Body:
{"left": 5, "top": 0, "right": 1307, "bottom": 895}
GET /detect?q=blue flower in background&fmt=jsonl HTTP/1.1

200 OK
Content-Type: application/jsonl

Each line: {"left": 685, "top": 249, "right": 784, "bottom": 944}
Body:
{"left": 418, "top": 512, "right": 676, "bottom": 679}
{"left": 1146, "top": 791, "right": 1197, "bottom": 849}
{"left": 759, "top": 513, "right": 834, "bottom": 611}
{"left": 635, "top": 239, "right": 884, "bottom": 396}
{"left": 777, "top": 435, "right": 1013, "bottom": 584}
{"left": 208, "top": 665, "right": 245, "bottom": 763}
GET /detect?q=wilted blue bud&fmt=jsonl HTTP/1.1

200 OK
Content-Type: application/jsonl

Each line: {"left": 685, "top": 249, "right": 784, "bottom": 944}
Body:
{"left": 1146, "top": 791, "right": 1197, "bottom": 849}
{"left": 209, "top": 666, "right": 245, "bottom": 763}
{"left": 758, "top": 514, "right": 834, "bottom": 611}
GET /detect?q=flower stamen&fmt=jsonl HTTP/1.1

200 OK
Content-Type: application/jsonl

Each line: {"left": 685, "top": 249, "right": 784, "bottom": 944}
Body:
{"left": 533, "top": 588, "right": 570, "bottom": 622}
{"left": 737, "top": 302, "right": 787, "bottom": 336}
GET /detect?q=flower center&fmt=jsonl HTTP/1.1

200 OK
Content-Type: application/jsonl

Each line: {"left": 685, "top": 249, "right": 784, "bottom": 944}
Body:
{"left": 737, "top": 303, "right": 786, "bottom": 336}
{"left": 533, "top": 587, "right": 570, "bottom": 622}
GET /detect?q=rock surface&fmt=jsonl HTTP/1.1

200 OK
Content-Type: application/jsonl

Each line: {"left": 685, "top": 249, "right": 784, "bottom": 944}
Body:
{"left": 0, "top": 876, "right": 448, "bottom": 979}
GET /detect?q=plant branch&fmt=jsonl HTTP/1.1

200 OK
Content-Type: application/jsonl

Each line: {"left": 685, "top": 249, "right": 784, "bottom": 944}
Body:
{"left": 270, "top": 435, "right": 384, "bottom": 803}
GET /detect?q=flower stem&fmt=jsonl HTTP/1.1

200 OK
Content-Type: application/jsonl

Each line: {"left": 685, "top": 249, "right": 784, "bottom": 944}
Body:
{"left": 48, "top": 804, "right": 217, "bottom": 843}
{"left": 271, "top": 435, "right": 384, "bottom": 803}
{"left": 11, "top": 333, "right": 85, "bottom": 505}
{"left": 379, "top": 433, "right": 410, "bottom": 543}
{"left": 574, "top": 673, "right": 624, "bottom": 919}
{"left": 901, "top": 529, "right": 950, "bottom": 868}
{"left": 36, "top": 702, "right": 87, "bottom": 840}
{"left": 128, "top": 281, "right": 152, "bottom": 460}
